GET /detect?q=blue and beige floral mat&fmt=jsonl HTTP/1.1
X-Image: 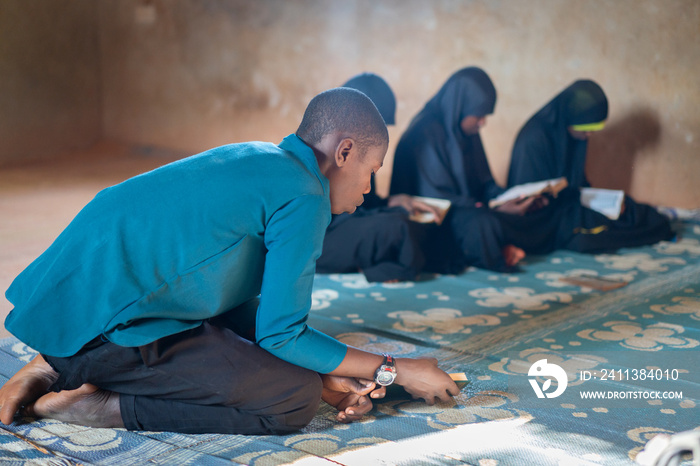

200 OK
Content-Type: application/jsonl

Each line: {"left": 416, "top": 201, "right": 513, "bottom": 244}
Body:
{"left": 2, "top": 222, "right": 699, "bottom": 465}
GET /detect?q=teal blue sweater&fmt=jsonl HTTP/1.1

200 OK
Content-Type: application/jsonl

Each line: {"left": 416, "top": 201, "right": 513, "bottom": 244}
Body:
{"left": 5, "top": 134, "right": 347, "bottom": 374}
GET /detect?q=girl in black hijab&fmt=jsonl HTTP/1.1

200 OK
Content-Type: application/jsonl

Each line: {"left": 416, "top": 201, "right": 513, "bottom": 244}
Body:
{"left": 391, "top": 67, "right": 503, "bottom": 206}
{"left": 316, "top": 73, "right": 441, "bottom": 282}
{"left": 391, "top": 67, "right": 553, "bottom": 273}
{"left": 509, "top": 80, "right": 673, "bottom": 252}
{"left": 509, "top": 79, "right": 608, "bottom": 187}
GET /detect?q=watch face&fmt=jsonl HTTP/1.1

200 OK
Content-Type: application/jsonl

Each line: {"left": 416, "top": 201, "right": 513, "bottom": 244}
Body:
{"left": 376, "top": 370, "right": 395, "bottom": 385}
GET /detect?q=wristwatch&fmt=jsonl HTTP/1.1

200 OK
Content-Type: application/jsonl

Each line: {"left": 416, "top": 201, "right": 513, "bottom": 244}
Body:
{"left": 374, "top": 353, "right": 397, "bottom": 386}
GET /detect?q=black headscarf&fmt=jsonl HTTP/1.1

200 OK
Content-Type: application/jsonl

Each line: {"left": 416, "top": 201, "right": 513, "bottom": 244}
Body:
{"left": 342, "top": 73, "right": 396, "bottom": 125}
{"left": 339, "top": 73, "right": 396, "bottom": 209}
{"left": 508, "top": 79, "right": 608, "bottom": 188}
{"left": 390, "top": 67, "right": 502, "bottom": 207}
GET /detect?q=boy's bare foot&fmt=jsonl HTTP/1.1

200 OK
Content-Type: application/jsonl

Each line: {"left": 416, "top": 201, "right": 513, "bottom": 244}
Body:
{"left": 502, "top": 244, "right": 526, "bottom": 267}
{"left": 0, "top": 355, "right": 59, "bottom": 425}
{"left": 27, "top": 384, "right": 124, "bottom": 429}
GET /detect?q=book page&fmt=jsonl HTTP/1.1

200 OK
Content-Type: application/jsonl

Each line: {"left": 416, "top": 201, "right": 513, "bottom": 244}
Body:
{"left": 408, "top": 196, "right": 451, "bottom": 223}
{"left": 580, "top": 188, "right": 625, "bottom": 220}
{"left": 489, "top": 177, "right": 568, "bottom": 208}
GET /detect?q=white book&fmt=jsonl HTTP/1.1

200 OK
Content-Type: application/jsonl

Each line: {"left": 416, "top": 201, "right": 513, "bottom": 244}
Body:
{"left": 408, "top": 196, "right": 452, "bottom": 224}
{"left": 580, "top": 187, "right": 625, "bottom": 220}
{"left": 489, "top": 177, "right": 568, "bottom": 208}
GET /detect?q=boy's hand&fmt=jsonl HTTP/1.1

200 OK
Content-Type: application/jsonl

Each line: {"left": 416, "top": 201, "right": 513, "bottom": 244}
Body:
{"left": 394, "top": 358, "right": 459, "bottom": 404}
{"left": 320, "top": 375, "right": 386, "bottom": 423}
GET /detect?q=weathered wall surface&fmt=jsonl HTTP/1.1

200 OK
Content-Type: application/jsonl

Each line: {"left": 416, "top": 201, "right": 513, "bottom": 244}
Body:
{"left": 0, "top": 1, "right": 101, "bottom": 165}
{"left": 97, "top": 0, "right": 699, "bottom": 207}
{"left": 2, "top": 0, "right": 698, "bottom": 207}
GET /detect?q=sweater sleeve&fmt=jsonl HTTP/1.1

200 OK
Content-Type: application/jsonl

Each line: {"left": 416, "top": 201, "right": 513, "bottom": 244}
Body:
{"left": 255, "top": 194, "right": 347, "bottom": 373}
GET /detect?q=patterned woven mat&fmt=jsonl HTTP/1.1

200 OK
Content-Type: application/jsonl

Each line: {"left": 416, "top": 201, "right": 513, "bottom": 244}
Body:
{"left": 2, "top": 222, "right": 699, "bottom": 465}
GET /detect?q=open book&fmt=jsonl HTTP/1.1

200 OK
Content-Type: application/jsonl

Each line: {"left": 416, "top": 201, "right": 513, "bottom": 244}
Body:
{"left": 489, "top": 177, "right": 568, "bottom": 208}
{"left": 580, "top": 187, "right": 625, "bottom": 220}
{"left": 408, "top": 196, "right": 452, "bottom": 224}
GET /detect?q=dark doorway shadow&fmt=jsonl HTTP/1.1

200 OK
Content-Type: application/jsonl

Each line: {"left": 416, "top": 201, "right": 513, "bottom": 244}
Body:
{"left": 585, "top": 106, "right": 662, "bottom": 192}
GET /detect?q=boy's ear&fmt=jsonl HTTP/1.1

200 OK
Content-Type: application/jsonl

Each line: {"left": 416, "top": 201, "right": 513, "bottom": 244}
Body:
{"left": 334, "top": 138, "right": 355, "bottom": 167}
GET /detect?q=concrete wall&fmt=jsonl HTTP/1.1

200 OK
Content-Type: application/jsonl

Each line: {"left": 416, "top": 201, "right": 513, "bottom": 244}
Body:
{"left": 0, "top": 0, "right": 101, "bottom": 165}
{"left": 2, "top": 0, "right": 699, "bottom": 207}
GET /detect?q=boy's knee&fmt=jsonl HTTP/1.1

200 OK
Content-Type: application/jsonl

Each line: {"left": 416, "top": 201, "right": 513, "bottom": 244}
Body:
{"left": 269, "top": 370, "right": 323, "bottom": 434}
{"left": 287, "top": 370, "right": 323, "bottom": 428}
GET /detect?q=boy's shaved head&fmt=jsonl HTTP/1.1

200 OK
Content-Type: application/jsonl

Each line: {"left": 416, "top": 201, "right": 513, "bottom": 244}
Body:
{"left": 296, "top": 87, "right": 389, "bottom": 154}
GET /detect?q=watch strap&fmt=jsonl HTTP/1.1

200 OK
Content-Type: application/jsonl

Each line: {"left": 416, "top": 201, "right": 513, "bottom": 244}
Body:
{"left": 374, "top": 353, "right": 397, "bottom": 386}
{"left": 384, "top": 354, "right": 394, "bottom": 367}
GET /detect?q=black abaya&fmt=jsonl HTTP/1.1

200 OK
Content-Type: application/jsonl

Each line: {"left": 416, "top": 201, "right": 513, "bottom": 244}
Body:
{"left": 390, "top": 67, "right": 567, "bottom": 273}
{"left": 509, "top": 80, "right": 674, "bottom": 252}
